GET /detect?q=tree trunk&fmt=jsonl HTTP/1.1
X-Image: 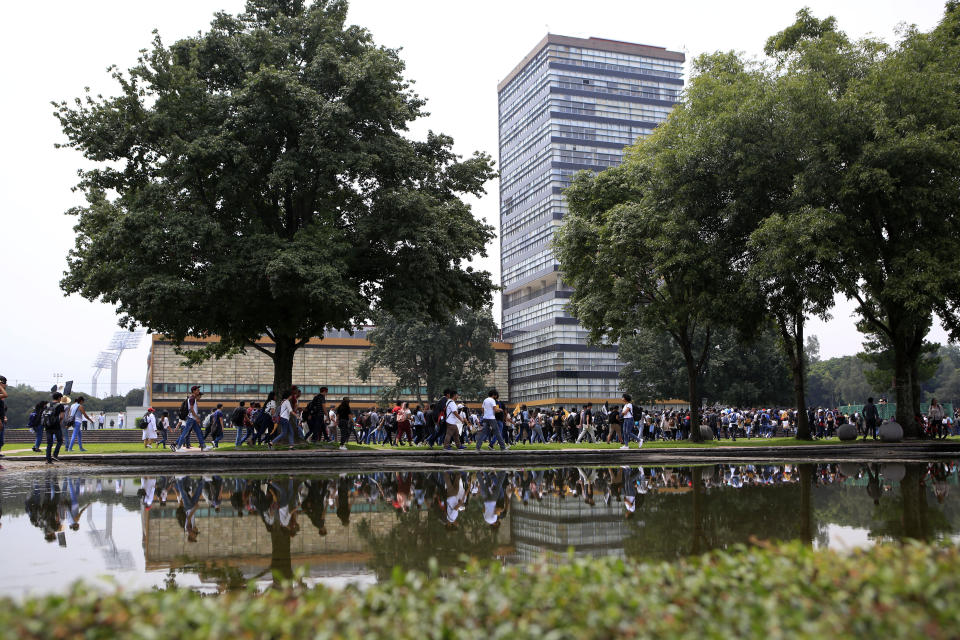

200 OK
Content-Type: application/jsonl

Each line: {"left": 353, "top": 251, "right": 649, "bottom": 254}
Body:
{"left": 272, "top": 335, "right": 297, "bottom": 398}
{"left": 892, "top": 332, "right": 917, "bottom": 437}
{"left": 684, "top": 351, "right": 703, "bottom": 443}
{"left": 790, "top": 320, "right": 811, "bottom": 440}
{"left": 909, "top": 357, "right": 923, "bottom": 424}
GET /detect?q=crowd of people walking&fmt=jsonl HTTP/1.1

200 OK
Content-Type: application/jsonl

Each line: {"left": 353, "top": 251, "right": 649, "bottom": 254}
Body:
{"left": 11, "top": 380, "right": 960, "bottom": 462}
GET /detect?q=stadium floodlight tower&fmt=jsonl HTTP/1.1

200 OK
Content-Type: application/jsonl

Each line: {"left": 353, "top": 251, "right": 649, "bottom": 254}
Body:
{"left": 91, "top": 330, "right": 144, "bottom": 397}
{"left": 91, "top": 351, "right": 119, "bottom": 398}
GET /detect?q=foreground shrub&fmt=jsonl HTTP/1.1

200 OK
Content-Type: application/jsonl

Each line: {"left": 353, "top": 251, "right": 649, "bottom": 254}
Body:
{"left": 4, "top": 543, "right": 959, "bottom": 639}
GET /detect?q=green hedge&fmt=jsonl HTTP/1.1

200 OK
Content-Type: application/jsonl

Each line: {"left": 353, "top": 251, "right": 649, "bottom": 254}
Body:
{"left": 4, "top": 543, "right": 959, "bottom": 639}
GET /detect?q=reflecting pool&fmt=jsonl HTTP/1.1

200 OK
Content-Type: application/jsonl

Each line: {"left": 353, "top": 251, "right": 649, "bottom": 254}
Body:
{"left": 1, "top": 461, "right": 959, "bottom": 596}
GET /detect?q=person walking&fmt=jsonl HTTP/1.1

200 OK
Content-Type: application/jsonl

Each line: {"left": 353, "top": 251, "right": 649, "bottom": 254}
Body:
{"left": 336, "top": 397, "right": 353, "bottom": 450}
{"left": 173, "top": 386, "right": 212, "bottom": 452}
{"left": 576, "top": 403, "right": 596, "bottom": 443}
{"left": 29, "top": 400, "right": 46, "bottom": 452}
{"left": 157, "top": 411, "right": 170, "bottom": 448}
{"left": 443, "top": 390, "right": 466, "bottom": 450}
{"left": 862, "top": 397, "right": 880, "bottom": 441}
{"left": 231, "top": 401, "right": 248, "bottom": 447}
{"left": 396, "top": 402, "right": 414, "bottom": 446}
{"left": 621, "top": 394, "right": 639, "bottom": 449}
{"left": 929, "top": 398, "right": 947, "bottom": 439}
{"left": 66, "top": 396, "right": 92, "bottom": 452}
{"left": 142, "top": 407, "right": 158, "bottom": 448}
{"left": 476, "top": 389, "right": 508, "bottom": 451}
{"left": 44, "top": 392, "right": 67, "bottom": 463}
{"left": 204, "top": 403, "right": 226, "bottom": 447}
{"left": 606, "top": 405, "right": 623, "bottom": 444}
{"left": 270, "top": 388, "right": 299, "bottom": 450}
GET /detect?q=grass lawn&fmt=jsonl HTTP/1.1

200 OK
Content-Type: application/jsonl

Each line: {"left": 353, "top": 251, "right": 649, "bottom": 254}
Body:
{"left": 6, "top": 435, "right": 950, "bottom": 457}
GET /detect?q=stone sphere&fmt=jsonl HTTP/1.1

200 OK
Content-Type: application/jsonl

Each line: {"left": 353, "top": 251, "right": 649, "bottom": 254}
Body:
{"left": 881, "top": 463, "right": 906, "bottom": 483}
{"left": 839, "top": 463, "right": 861, "bottom": 478}
{"left": 699, "top": 425, "right": 715, "bottom": 441}
{"left": 880, "top": 421, "right": 903, "bottom": 443}
{"left": 837, "top": 423, "right": 858, "bottom": 441}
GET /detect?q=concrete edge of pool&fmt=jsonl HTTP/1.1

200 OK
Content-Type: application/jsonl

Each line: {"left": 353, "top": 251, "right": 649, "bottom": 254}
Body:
{"left": 4, "top": 441, "right": 960, "bottom": 472}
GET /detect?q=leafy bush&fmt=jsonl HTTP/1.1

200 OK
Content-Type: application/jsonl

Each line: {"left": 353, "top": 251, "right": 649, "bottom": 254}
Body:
{"left": 3, "top": 543, "right": 959, "bottom": 639}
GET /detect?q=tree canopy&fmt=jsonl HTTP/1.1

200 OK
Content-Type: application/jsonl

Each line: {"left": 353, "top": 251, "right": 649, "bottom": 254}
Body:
{"left": 356, "top": 306, "right": 498, "bottom": 404}
{"left": 55, "top": 0, "right": 496, "bottom": 393}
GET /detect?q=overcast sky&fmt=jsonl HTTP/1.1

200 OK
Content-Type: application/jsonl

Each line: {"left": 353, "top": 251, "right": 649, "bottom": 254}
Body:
{"left": 0, "top": 0, "right": 949, "bottom": 394}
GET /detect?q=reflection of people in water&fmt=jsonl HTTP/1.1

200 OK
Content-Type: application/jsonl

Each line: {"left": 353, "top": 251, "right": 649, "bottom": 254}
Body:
{"left": 441, "top": 472, "right": 467, "bottom": 529}
{"left": 337, "top": 476, "right": 352, "bottom": 527}
{"left": 62, "top": 478, "right": 89, "bottom": 530}
{"left": 865, "top": 463, "right": 882, "bottom": 505}
{"left": 302, "top": 479, "right": 329, "bottom": 536}
{"left": 176, "top": 477, "right": 206, "bottom": 542}
{"left": 622, "top": 466, "right": 638, "bottom": 519}
{"left": 929, "top": 463, "right": 950, "bottom": 504}
{"left": 479, "top": 471, "right": 506, "bottom": 528}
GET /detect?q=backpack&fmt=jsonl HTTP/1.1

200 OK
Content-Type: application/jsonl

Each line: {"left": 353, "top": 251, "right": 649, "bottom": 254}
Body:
{"left": 202, "top": 413, "right": 213, "bottom": 429}
{"left": 41, "top": 402, "right": 60, "bottom": 429}
{"left": 231, "top": 407, "right": 246, "bottom": 426}
{"left": 433, "top": 397, "right": 447, "bottom": 425}
{"left": 140, "top": 413, "right": 150, "bottom": 429}
{"left": 253, "top": 408, "right": 273, "bottom": 431}
{"left": 178, "top": 398, "right": 189, "bottom": 420}
{"left": 27, "top": 410, "right": 41, "bottom": 430}
{"left": 565, "top": 412, "right": 579, "bottom": 428}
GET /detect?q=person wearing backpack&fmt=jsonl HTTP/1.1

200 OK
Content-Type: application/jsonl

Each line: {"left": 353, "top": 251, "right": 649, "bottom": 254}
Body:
{"left": 204, "top": 403, "right": 227, "bottom": 447}
{"left": 43, "top": 392, "right": 67, "bottom": 463}
{"left": 28, "top": 400, "right": 47, "bottom": 452}
{"left": 231, "top": 401, "right": 249, "bottom": 447}
{"left": 576, "top": 403, "right": 596, "bottom": 443}
{"left": 172, "top": 386, "right": 212, "bottom": 452}
{"left": 65, "top": 396, "right": 93, "bottom": 452}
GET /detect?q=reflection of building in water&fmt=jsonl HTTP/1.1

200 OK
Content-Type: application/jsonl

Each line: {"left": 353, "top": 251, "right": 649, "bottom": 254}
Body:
{"left": 143, "top": 502, "right": 512, "bottom": 580}
{"left": 509, "top": 497, "right": 631, "bottom": 563}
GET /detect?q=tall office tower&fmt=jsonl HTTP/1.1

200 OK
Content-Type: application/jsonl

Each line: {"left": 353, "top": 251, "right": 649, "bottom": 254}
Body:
{"left": 498, "top": 35, "right": 684, "bottom": 406}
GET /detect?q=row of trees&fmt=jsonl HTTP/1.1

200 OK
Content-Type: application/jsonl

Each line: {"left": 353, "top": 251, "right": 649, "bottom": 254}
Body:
{"left": 2, "top": 385, "right": 144, "bottom": 426}
{"left": 555, "top": 5, "right": 960, "bottom": 439}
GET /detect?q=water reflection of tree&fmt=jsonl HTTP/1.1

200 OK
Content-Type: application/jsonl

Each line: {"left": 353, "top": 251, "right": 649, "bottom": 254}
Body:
{"left": 356, "top": 504, "right": 503, "bottom": 580}
{"left": 872, "top": 464, "right": 951, "bottom": 542}
{"left": 622, "top": 468, "right": 811, "bottom": 561}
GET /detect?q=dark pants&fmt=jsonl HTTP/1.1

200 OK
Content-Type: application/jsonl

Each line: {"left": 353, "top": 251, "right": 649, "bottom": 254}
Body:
{"left": 477, "top": 418, "right": 507, "bottom": 450}
{"left": 443, "top": 423, "right": 462, "bottom": 449}
{"left": 46, "top": 428, "right": 63, "bottom": 461}
{"left": 338, "top": 418, "right": 353, "bottom": 446}
{"left": 864, "top": 420, "right": 878, "bottom": 439}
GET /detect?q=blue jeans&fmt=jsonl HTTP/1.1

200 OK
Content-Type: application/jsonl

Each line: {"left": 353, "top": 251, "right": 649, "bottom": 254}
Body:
{"left": 33, "top": 427, "right": 44, "bottom": 450}
{"left": 623, "top": 418, "right": 636, "bottom": 444}
{"left": 176, "top": 418, "right": 205, "bottom": 448}
{"left": 67, "top": 421, "right": 85, "bottom": 450}
{"left": 272, "top": 418, "right": 294, "bottom": 446}
{"left": 531, "top": 424, "right": 546, "bottom": 443}
{"left": 477, "top": 418, "right": 507, "bottom": 450}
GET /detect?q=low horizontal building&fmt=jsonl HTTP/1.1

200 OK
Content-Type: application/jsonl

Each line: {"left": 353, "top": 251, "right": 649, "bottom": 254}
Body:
{"left": 147, "top": 332, "right": 511, "bottom": 412}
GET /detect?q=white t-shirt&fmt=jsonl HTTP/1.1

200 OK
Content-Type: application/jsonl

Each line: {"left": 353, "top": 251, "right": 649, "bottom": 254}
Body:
{"left": 622, "top": 403, "right": 633, "bottom": 420}
{"left": 481, "top": 397, "right": 497, "bottom": 420}
{"left": 445, "top": 399, "right": 461, "bottom": 425}
{"left": 279, "top": 399, "right": 293, "bottom": 420}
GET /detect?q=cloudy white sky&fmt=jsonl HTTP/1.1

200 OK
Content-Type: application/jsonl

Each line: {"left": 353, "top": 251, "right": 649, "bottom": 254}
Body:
{"left": 0, "top": 0, "right": 949, "bottom": 394}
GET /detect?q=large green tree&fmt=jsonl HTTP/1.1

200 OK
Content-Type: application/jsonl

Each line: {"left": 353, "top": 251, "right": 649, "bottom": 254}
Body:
{"left": 356, "top": 306, "right": 498, "bottom": 404}
{"left": 766, "top": 6, "right": 960, "bottom": 435}
{"left": 55, "top": 0, "right": 495, "bottom": 394}
{"left": 555, "top": 79, "right": 749, "bottom": 440}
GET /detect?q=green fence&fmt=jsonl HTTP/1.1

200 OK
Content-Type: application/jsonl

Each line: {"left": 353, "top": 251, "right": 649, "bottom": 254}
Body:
{"left": 839, "top": 403, "right": 953, "bottom": 420}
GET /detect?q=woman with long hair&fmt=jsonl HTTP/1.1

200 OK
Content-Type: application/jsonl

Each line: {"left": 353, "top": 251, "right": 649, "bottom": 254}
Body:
{"left": 396, "top": 401, "right": 414, "bottom": 446}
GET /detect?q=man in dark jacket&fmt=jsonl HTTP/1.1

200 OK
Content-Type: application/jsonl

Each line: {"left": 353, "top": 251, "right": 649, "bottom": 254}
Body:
{"left": 862, "top": 397, "right": 880, "bottom": 441}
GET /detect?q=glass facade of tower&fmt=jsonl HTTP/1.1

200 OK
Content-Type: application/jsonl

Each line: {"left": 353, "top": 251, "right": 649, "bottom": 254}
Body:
{"left": 498, "top": 35, "right": 684, "bottom": 406}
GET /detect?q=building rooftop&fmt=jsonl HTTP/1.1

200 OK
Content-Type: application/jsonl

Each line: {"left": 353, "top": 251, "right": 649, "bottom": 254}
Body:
{"left": 498, "top": 33, "right": 685, "bottom": 92}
